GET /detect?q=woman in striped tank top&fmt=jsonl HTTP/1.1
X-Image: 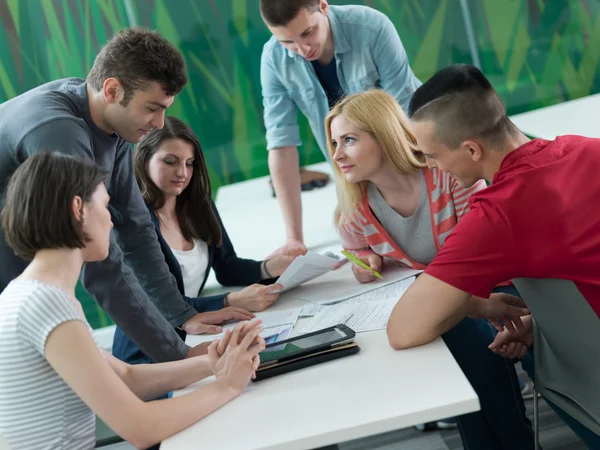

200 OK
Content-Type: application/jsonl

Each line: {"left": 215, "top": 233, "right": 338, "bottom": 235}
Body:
{"left": 325, "top": 90, "right": 534, "bottom": 450}
{"left": 0, "top": 152, "right": 264, "bottom": 450}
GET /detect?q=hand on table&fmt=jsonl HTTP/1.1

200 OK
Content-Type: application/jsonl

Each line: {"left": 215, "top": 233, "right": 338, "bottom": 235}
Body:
{"left": 266, "top": 239, "right": 307, "bottom": 259}
{"left": 209, "top": 321, "right": 265, "bottom": 387}
{"left": 181, "top": 308, "right": 255, "bottom": 335}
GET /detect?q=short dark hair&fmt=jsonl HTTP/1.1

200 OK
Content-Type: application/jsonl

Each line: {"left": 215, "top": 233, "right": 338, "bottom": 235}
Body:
{"left": 1, "top": 152, "right": 108, "bottom": 260}
{"left": 87, "top": 27, "right": 187, "bottom": 106}
{"left": 409, "top": 64, "right": 514, "bottom": 149}
{"left": 134, "top": 117, "right": 222, "bottom": 247}
{"left": 260, "top": 0, "right": 321, "bottom": 27}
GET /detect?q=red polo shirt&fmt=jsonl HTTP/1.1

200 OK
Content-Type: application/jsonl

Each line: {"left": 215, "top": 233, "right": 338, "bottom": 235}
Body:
{"left": 425, "top": 135, "right": 600, "bottom": 318}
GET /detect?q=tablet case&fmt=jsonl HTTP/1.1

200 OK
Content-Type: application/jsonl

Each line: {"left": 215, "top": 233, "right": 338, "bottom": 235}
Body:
{"left": 252, "top": 342, "right": 361, "bottom": 382}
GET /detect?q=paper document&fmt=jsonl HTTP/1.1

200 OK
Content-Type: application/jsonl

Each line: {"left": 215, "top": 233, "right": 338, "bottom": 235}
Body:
{"left": 263, "top": 324, "right": 294, "bottom": 350}
{"left": 287, "top": 263, "right": 422, "bottom": 304}
{"left": 298, "top": 276, "right": 415, "bottom": 318}
{"left": 300, "top": 297, "right": 399, "bottom": 333}
{"left": 186, "top": 307, "right": 302, "bottom": 346}
{"left": 333, "top": 276, "right": 416, "bottom": 305}
{"left": 273, "top": 251, "right": 340, "bottom": 293}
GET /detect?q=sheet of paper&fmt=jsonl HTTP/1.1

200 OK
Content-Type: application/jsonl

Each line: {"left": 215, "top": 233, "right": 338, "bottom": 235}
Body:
{"left": 287, "top": 263, "right": 422, "bottom": 304}
{"left": 300, "top": 297, "right": 399, "bottom": 334}
{"left": 334, "top": 277, "right": 416, "bottom": 305}
{"left": 263, "top": 324, "right": 294, "bottom": 350}
{"left": 299, "top": 303, "right": 323, "bottom": 317}
{"left": 186, "top": 308, "right": 302, "bottom": 346}
{"left": 273, "top": 251, "right": 340, "bottom": 293}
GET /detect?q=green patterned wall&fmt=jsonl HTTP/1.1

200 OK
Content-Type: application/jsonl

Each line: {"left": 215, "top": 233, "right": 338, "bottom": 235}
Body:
{"left": 1, "top": 0, "right": 599, "bottom": 328}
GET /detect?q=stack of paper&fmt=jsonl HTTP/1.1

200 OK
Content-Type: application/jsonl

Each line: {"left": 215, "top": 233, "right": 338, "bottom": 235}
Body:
{"left": 299, "top": 276, "right": 417, "bottom": 333}
{"left": 288, "top": 264, "right": 422, "bottom": 305}
{"left": 300, "top": 298, "right": 398, "bottom": 334}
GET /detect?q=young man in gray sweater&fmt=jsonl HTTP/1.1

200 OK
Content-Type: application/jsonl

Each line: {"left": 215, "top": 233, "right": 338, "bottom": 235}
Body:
{"left": 0, "top": 27, "right": 251, "bottom": 362}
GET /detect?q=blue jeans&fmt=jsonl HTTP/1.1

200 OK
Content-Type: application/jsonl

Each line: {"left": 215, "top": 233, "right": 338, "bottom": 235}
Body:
{"left": 442, "top": 315, "right": 535, "bottom": 449}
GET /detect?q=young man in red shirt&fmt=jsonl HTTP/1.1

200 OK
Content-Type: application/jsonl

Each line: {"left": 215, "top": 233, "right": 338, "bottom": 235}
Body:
{"left": 386, "top": 63, "right": 600, "bottom": 446}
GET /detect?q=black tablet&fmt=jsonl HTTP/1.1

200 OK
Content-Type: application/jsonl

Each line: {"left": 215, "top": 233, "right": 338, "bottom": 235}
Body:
{"left": 258, "top": 324, "right": 356, "bottom": 368}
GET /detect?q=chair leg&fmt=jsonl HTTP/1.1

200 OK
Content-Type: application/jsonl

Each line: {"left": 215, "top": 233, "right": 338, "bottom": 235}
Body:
{"left": 533, "top": 385, "right": 540, "bottom": 449}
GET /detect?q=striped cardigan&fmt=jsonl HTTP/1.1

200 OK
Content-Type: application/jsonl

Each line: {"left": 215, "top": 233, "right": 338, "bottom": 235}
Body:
{"left": 339, "top": 167, "right": 487, "bottom": 270}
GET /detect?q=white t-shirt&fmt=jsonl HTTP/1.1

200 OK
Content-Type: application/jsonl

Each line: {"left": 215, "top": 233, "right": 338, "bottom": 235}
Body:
{"left": 171, "top": 239, "right": 209, "bottom": 297}
{"left": 0, "top": 279, "right": 100, "bottom": 450}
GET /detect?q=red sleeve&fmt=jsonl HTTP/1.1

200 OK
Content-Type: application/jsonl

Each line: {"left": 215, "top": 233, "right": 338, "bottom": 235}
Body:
{"left": 425, "top": 202, "right": 521, "bottom": 298}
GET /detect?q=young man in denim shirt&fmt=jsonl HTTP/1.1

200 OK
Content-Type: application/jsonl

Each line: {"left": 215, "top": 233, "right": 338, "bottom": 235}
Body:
{"left": 259, "top": 0, "right": 421, "bottom": 255}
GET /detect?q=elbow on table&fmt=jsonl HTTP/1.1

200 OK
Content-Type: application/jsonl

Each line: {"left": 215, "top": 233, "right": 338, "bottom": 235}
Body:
{"left": 109, "top": 408, "right": 162, "bottom": 450}
{"left": 119, "top": 425, "right": 158, "bottom": 450}
{"left": 386, "top": 321, "right": 436, "bottom": 351}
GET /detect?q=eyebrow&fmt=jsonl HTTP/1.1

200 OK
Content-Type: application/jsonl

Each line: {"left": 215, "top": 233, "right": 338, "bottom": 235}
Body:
{"left": 148, "top": 101, "right": 169, "bottom": 109}
{"left": 164, "top": 154, "right": 195, "bottom": 160}
{"left": 332, "top": 133, "right": 356, "bottom": 141}
{"left": 279, "top": 26, "right": 313, "bottom": 43}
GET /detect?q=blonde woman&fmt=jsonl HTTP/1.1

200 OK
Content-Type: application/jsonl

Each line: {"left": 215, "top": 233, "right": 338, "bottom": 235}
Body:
{"left": 325, "top": 90, "right": 534, "bottom": 449}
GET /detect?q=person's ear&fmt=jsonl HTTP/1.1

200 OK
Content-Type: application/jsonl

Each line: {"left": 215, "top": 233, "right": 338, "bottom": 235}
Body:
{"left": 320, "top": 0, "right": 329, "bottom": 15}
{"left": 462, "top": 139, "right": 483, "bottom": 162}
{"left": 71, "top": 196, "right": 85, "bottom": 224}
{"left": 102, "top": 78, "right": 124, "bottom": 105}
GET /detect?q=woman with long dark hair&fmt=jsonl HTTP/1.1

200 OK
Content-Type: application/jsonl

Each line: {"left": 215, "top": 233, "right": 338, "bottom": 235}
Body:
{"left": 112, "top": 116, "right": 303, "bottom": 365}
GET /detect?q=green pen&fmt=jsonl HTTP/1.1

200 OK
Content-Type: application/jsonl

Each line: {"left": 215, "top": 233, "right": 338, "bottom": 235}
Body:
{"left": 341, "top": 250, "right": 383, "bottom": 279}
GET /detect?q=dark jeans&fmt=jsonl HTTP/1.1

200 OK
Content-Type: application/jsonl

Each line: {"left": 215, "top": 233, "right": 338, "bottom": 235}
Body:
{"left": 442, "top": 315, "right": 535, "bottom": 449}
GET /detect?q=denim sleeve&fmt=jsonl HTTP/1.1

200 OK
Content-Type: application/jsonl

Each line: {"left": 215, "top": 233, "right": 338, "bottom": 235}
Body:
{"left": 260, "top": 48, "right": 303, "bottom": 150}
{"left": 18, "top": 120, "right": 192, "bottom": 362}
{"left": 373, "top": 14, "right": 422, "bottom": 113}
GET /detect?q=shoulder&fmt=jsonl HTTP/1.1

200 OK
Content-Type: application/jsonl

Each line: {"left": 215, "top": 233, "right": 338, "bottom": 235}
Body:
{"left": 331, "top": 5, "right": 392, "bottom": 33}
{"left": 0, "top": 80, "right": 89, "bottom": 150}
{"left": 2, "top": 280, "right": 82, "bottom": 328}
{"left": 261, "top": 35, "right": 284, "bottom": 61}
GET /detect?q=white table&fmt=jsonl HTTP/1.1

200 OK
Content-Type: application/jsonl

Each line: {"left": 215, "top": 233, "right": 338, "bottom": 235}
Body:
{"left": 509, "top": 93, "right": 600, "bottom": 139}
{"left": 161, "top": 164, "right": 480, "bottom": 450}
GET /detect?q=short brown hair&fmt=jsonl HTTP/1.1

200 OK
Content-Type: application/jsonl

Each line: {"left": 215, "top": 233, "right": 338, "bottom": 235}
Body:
{"left": 87, "top": 27, "right": 187, "bottom": 106}
{"left": 260, "top": 0, "right": 321, "bottom": 26}
{"left": 409, "top": 64, "right": 514, "bottom": 149}
{"left": 134, "top": 117, "right": 222, "bottom": 247}
{"left": 1, "top": 152, "right": 108, "bottom": 260}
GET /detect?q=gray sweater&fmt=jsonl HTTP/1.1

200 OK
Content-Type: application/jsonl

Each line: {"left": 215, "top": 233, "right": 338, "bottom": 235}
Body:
{"left": 0, "top": 78, "right": 196, "bottom": 362}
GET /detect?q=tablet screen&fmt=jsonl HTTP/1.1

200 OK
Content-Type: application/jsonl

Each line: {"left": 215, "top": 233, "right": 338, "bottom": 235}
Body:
{"left": 259, "top": 328, "right": 347, "bottom": 364}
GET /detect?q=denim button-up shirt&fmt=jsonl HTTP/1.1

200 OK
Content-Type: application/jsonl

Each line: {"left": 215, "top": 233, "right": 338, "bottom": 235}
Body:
{"left": 260, "top": 5, "right": 422, "bottom": 159}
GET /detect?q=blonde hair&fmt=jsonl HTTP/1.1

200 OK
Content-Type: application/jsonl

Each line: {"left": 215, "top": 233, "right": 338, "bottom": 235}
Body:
{"left": 325, "top": 90, "right": 425, "bottom": 226}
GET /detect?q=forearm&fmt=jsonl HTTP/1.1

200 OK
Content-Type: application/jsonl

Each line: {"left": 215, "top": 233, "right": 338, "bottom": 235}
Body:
{"left": 387, "top": 275, "right": 473, "bottom": 350}
{"left": 268, "top": 147, "right": 303, "bottom": 242}
{"left": 117, "top": 226, "right": 197, "bottom": 326}
{"left": 125, "top": 355, "right": 214, "bottom": 400}
{"left": 138, "top": 380, "right": 239, "bottom": 447}
{"left": 83, "top": 241, "right": 190, "bottom": 362}
{"left": 186, "top": 294, "right": 225, "bottom": 313}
